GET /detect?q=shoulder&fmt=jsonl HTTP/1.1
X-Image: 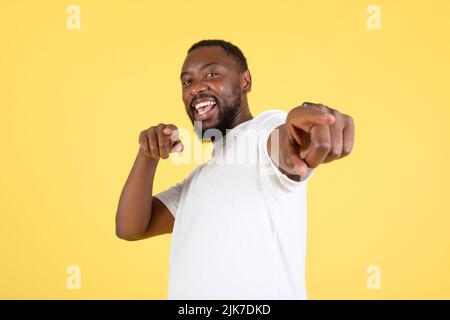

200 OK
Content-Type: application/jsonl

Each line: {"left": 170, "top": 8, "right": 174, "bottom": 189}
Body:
{"left": 250, "top": 109, "right": 288, "bottom": 129}
{"left": 254, "top": 109, "right": 288, "bottom": 121}
{"left": 247, "top": 109, "right": 289, "bottom": 136}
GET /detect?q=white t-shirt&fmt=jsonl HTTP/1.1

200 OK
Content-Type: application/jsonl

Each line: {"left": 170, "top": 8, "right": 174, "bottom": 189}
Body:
{"left": 155, "top": 109, "right": 313, "bottom": 300}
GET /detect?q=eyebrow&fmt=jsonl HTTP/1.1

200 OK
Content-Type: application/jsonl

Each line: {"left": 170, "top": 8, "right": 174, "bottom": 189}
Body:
{"left": 180, "top": 62, "right": 221, "bottom": 79}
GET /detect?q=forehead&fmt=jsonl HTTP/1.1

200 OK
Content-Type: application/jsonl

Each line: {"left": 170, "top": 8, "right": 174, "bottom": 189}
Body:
{"left": 181, "top": 46, "right": 237, "bottom": 74}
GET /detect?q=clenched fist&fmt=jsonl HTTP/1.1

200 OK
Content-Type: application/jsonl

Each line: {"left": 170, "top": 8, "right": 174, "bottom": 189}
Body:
{"left": 138, "top": 124, "right": 184, "bottom": 160}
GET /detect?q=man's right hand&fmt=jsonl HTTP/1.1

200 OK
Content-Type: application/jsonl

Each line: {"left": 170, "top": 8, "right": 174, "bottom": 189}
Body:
{"left": 139, "top": 124, "right": 184, "bottom": 160}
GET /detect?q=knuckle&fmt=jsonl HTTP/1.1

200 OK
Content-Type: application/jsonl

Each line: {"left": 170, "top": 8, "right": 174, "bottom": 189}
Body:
{"left": 139, "top": 130, "right": 148, "bottom": 138}
{"left": 330, "top": 148, "right": 341, "bottom": 159}
{"left": 144, "top": 127, "right": 155, "bottom": 136}
{"left": 139, "top": 131, "right": 150, "bottom": 144}
{"left": 330, "top": 109, "right": 341, "bottom": 119}
{"left": 347, "top": 115, "right": 354, "bottom": 126}
{"left": 307, "top": 162, "right": 319, "bottom": 169}
{"left": 312, "top": 141, "right": 332, "bottom": 153}
{"left": 342, "top": 147, "right": 352, "bottom": 157}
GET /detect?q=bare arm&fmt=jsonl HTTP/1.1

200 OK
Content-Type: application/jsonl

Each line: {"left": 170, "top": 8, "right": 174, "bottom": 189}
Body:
{"left": 115, "top": 124, "right": 183, "bottom": 241}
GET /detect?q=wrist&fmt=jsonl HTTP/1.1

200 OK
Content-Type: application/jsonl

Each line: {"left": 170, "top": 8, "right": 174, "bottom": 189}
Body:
{"left": 137, "top": 148, "right": 159, "bottom": 164}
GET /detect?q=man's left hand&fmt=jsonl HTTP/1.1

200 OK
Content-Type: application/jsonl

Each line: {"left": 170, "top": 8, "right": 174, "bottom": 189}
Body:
{"left": 271, "top": 102, "right": 355, "bottom": 177}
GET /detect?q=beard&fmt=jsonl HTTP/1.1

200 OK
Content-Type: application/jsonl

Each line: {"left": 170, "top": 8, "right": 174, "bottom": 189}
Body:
{"left": 187, "top": 91, "right": 242, "bottom": 142}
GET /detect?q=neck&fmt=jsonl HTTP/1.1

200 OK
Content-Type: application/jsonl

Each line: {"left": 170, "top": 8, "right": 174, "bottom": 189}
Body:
{"left": 230, "top": 99, "right": 253, "bottom": 129}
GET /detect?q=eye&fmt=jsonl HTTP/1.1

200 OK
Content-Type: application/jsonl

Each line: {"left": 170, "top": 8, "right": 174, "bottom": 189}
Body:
{"left": 182, "top": 79, "right": 191, "bottom": 87}
{"left": 206, "top": 72, "right": 219, "bottom": 78}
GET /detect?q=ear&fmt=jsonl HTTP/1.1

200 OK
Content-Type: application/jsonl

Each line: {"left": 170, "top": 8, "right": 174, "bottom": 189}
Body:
{"left": 241, "top": 69, "right": 252, "bottom": 94}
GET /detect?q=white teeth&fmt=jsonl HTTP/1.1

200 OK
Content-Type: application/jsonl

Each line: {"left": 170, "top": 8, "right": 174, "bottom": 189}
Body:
{"left": 194, "top": 100, "right": 215, "bottom": 110}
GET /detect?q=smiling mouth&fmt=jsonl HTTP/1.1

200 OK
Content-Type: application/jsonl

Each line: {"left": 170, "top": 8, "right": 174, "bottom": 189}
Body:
{"left": 192, "top": 99, "right": 218, "bottom": 121}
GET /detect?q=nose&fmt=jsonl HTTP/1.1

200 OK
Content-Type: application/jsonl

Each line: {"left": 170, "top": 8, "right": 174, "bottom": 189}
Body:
{"left": 189, "top": 80, "right": 208, "bottom": 96}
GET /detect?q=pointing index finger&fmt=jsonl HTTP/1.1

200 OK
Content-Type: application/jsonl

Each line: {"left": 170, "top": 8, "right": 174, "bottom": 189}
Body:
{"left": 288, "top": 104, "right": 335, "bottom": 132}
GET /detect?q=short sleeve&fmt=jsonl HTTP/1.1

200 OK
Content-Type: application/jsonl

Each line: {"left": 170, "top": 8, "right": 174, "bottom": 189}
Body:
{"left": 154, "top": 181, "right": 184, "bottom": 218}
{"left": 154, "top": 166, "right": 201, "bottom": 218}
{"left": 255, "top": 110, "right": 314, "bottom": 191}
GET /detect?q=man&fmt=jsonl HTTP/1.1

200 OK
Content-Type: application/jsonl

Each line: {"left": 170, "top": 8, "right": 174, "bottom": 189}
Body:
{"left": 116, "top": 39, "right": 354, "bottom": 299}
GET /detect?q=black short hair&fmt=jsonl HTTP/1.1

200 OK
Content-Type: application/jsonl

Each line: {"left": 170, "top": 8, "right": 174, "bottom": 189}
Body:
{"left": 188, "top": 39, "right": 248, "bottom": 73}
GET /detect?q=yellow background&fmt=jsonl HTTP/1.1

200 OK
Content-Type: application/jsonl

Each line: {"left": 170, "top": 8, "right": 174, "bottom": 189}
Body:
{"left": 1, "top": 0, "right": 449, "bottom": 299}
